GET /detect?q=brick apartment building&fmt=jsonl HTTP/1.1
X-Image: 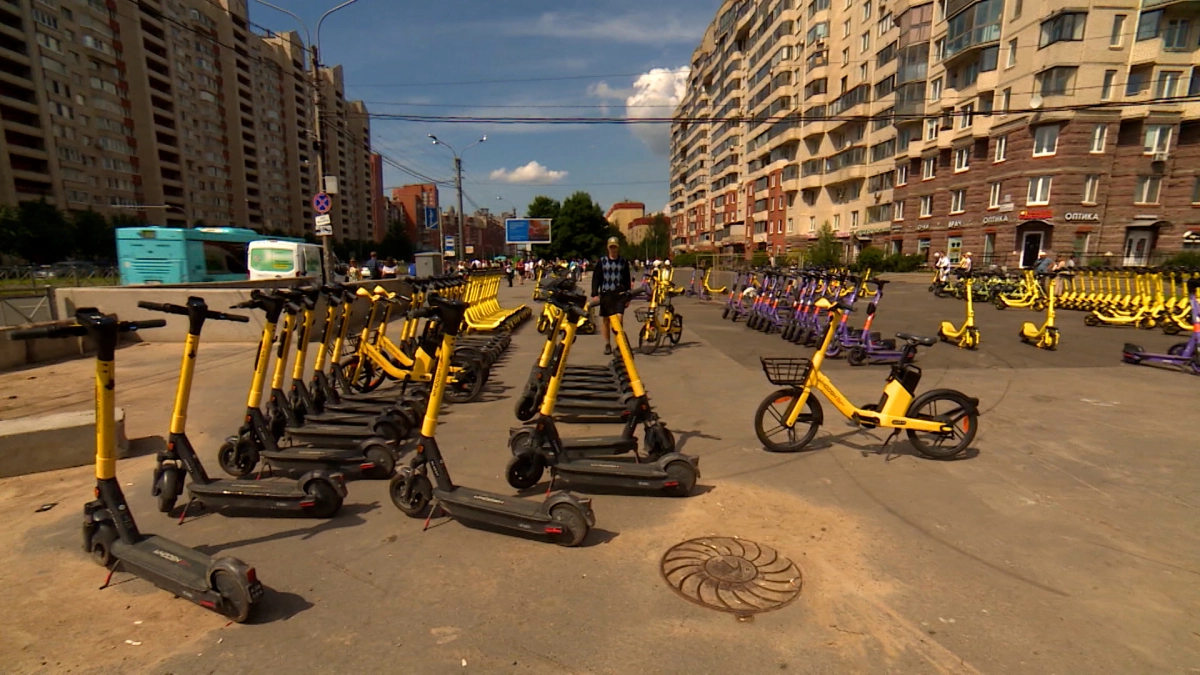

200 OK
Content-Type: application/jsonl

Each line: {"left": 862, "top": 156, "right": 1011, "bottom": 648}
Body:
{"left": 670, "top": 0, "right": 1200, "bottom": 266}
{"left": 390, "top": 183, "right": 441, "bottom": 252}
{"left": 0, "top": 0, "right": 376, "bottom": 241}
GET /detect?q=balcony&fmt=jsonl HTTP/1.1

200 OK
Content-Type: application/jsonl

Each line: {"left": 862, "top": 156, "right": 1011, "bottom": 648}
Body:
{"left": 829, "top": 85, "right": 870, "bottom": 116}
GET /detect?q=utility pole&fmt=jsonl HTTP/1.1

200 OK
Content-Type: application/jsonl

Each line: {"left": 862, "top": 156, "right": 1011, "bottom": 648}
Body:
{"left": 455, "top": 156, "right": 465, "bottom": 262}
{"left": 309, "top": 45, "right": 333, "bottom": 282}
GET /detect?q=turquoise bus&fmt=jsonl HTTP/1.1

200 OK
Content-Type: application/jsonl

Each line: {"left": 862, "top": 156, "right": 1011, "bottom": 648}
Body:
{"left": 116, "top": 227, "right": 303, "bottom": 285}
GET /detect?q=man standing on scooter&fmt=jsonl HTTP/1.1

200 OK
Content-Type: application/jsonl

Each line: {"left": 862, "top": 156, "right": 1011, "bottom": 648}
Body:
{"left": 592, "top": 236, "right": 632, "bottom": 356}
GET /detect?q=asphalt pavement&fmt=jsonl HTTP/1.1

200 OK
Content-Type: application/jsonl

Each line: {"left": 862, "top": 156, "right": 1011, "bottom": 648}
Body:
{"left": 0, "top": 277, "right": 1196, "bottom": 674}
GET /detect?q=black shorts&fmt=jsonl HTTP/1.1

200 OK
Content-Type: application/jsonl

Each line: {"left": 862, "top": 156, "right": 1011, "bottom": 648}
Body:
{"left": 598, "top": 292, "right": 626, "bottom": 318}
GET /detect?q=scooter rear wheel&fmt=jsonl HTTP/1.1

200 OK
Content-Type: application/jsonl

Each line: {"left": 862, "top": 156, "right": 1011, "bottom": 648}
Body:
{"left": 549, "top": 504, "right": 589, "bottom": 547}
{"left": 390, "top": 469, "right": 431, "bottom": 517}
{"left": 363, "top": 442, "right": 397, "bottom": 480}
{"left": 213, "top": 570, "right": 254, "bottom": 623}
{"left": 304, "top": 480, "right": 343, "bottom": 519}
{"left": 754, "top": 389, "right": 821, "bottom": 452}
{"left": 218, "top": 437, "right": 257, "bottom": 478}
{"left": 847, "top": 347, "right": 868, "bottom": 366}
{"left": 721, "top": 306, "right": 730, "bottom": 320}
{"left": 664, "top": 460, "right": 697, "bottom": 497}
{"left": 445, "top": 356, "right": 486, "bottom": 403}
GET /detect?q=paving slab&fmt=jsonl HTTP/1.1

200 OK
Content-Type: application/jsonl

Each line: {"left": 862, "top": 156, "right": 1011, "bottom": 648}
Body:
{"left": 0, "top": 279, "right": 1195, "bottom": 674}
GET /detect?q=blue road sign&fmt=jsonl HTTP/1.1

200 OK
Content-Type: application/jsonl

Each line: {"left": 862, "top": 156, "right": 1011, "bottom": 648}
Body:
{"left": 424, "top": 207, "right": 439, "bottom": 229}
{"left": 444, "top": 235, "right": 455, "bottom": 256}
{"left": 312, "top": 192, "right": 332, "bottom": 214}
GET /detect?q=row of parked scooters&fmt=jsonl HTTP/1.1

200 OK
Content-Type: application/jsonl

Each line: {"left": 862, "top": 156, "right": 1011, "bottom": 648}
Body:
{"left": 722, "top": 268, "right": 912, "bottom": 365}
{"left": 7, "top": 268, "right": 703, "bottom": 623}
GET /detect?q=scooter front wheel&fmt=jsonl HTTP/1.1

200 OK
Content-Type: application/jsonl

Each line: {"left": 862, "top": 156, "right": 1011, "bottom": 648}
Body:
{"left": 721, "top": 306, "right": 731, "bottom": 320}
{"left": 445, "top": 356, "right": 486, "bottom": 403}
{"left": 904, "top": 390, "right": 978, "bottom": 460}
{"left": 218, "top": 437, "right": 258, "bottom": 478}
{"left": 390, "top": 468, "right": 432, "bottom": 517}
{"left": 847, "top": 347, "right": 868, "bottom": 366}
{"left": 754, "top": 389, "right": 822, "bottom": 452}
{"left": 155, "top": 467, "right": 182, "bottom": 514}
{"left": 505, "top": 454, "right": 545, "bottom": 490}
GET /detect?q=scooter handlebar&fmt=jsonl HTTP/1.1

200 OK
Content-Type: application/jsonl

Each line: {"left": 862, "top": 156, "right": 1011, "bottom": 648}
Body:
{"left": 125, "top": 319, "right": 167, "bottom": 332}
{"left": 8, "top": 324, "right": 88, "bottom": 340}
{"left": 137, "top": 300, "right": 187, "bottom": 315}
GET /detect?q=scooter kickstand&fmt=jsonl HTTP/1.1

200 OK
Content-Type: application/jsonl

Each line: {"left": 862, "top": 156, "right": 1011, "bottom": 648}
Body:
{"left": 881, "top": 429, "right": 902, "bottom": 462}
{"left": 422, "top": 499, "right": 443, "bottom": 532}
{"left": 177, "top": 495, "right": 195, "bottom": 525}
{"left": 99, "top": 566, "right": 115, "bottom": 590}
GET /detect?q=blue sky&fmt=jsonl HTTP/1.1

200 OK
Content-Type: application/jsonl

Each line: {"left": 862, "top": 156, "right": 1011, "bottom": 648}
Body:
{"left": 251, "top": 0, "right": 724, "bottom": 216}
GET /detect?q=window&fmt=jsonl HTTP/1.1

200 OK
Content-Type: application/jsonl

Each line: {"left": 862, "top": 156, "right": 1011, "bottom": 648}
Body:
{"left": 851, "top": 211, "right": 860, "bottom": 228}
{"left": 36, "top": 32, "right": 63, "bottom": 54}
{"left": 947, "top": 236, "right": 963, "bottom": 262}
{"left": 989, "top": 181, "right": 1002, "bottom": 208}
{"left": 954, "top": 146, "right": 970, "bottom": 172}
{"left": 863, "top": 0, "right": 872, "bottom": 20}
{"left": 994, "top": 134, "right": 1007, "bottom": 161}
{"left": 922, "top": 157, "right": 936, "bottom": 179}
{"left": 1033, "top": 125, "right": 1059, "bottom": 156}
{"left": 920, "top": 195, "right": 933, "bottom": 217}
{"left": 833, "top": 214, "right": 841, "bottom": 228}
{"left": 1040, "top": 12, "right": 1087, "bottom": 48}
{"left": 1027, "top": 176, "right": 1053, "bottom": 205}
{"left": 1155, "top": 70, "right": 1182, "bottom": 98}
{"left": 809, "top": 216, "right": 817, "bottom": 232}
{"left": 960, "top": 103, "right": 975, "bottom": 129}
{"left": 1006, "top": 39, "right": 1017, "bottom": 67}
{"left": 896, "top": 164, "right": 909, "bottom": 185}
{"left": 1037, "top": 66, "right": 1077, "bottom": 96}
{"left": 1001, "top": 87, "right": 1012, "bottom": 112}
{"left": 1110, "top": 15, "right": 1126, "bottom": 46}
{"left": 931, "top": 77, "right": 943, "bottom": 100}
{"left": 1134, "top": 176, "right": 1161, "bottom": 204}
{"left": 1083, "top": 175, "right": 1099, "bottom": 204}
{"left": 950, "top": 189, "right": 966, "bottom": 213}
{"left": 1137, "top": 10, "right": 1161, "bottom": 42}
{"left": 1091, "top": 124, "right": 1107, "bottom": 153}
{"left": 984, "top": 233, "right": 996, "bottom": 261}
{"left": 861, "top": 31, "right": 871, "bottom": 53}
{"left": 1073, "top": 232, "right": 1090, "bottom": 258}
{"left": 1013, "top": 0, "right": 1022, "bottom": 19}
{"left": 842, "top": 47, "right": 850, "bottom": 66}
{"left": 935, "top": 38, "right": 945, "bottom": 62}
{"left": 894, "top": 200, "right": 904, "bottom": 220}
{"left": 1101, "top": 70, "right": 1116, "bottom": 100}
{"left": 1192, "top": 176, "right": 1200, "bottom": 204}
{"left": 1127, "top": 67, "right": 1150, "bottom": 96}
{"left": 1164, "top": 19, "right": 1191, "bottom": 50}
{"left": 787, "top": 217, "right": 794, "bottom": 234}
{"left": 860, "top": 62, "right": 869, "bottom": 80}
{"left": 843, "top": 19, "right": 851, "bottom": 38}
{"left": 925, "top": 118, "right": 939, "bottom": 140}
{"left": 1143, "top": 124, "right": 1172, "bottom": 153}
{"left": 31, "top": 8, "right": 57, "bottom": 29}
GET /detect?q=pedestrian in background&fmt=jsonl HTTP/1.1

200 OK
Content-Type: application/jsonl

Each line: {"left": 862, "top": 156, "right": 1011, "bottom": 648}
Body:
{"left": 591, "top": 237, "right": 632, "bottom": 357}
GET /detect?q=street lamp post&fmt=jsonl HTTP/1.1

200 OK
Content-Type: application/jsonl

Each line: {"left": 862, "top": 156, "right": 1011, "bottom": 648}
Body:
{"left": 429, "top": 134, "right": 486, "bottom": 261}
{"left": 252, "top": 0, "right": 362, "bottom": 282}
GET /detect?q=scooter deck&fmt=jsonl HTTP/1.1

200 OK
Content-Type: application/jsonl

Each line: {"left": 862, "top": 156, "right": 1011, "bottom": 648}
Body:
{"left": 188, "top": 479, "right": 305, "bottom": 500}
{"left": 284, "top": 424, "right": 379, "bottom": 446}
{"left": 113, "top": 535, "right": 217, "bottom": 594}
{"left": 261, "top": 446, "right": 369, "bottom": 470}
{"left": 562, "top": 436, "right": 638, "bottom": 454}
{"left": 436, "top": 486, "right": 548, "bottom": 525}
{"left": 302, "top": 410, "right": 386, "bottom": 424}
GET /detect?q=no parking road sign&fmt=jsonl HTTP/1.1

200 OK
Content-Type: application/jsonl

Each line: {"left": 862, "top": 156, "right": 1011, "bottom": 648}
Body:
{"left": 312, "top": 192, "right": 332, "bottom": 214}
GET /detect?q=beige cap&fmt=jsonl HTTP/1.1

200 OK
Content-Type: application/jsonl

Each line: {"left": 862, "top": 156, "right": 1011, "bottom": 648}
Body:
{"left": 607, "top": 236, "right": 620, "bottom": 247}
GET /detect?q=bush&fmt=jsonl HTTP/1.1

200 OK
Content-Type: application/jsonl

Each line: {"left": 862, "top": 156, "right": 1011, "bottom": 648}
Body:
{"left": 853, "top": 246, "right": 887, "bottom": 272}
{"left": 750, "top": 251, "right": 771, "bottom": 268}
{"left": 672, "top": 252, "right": 698, "bottom": 268}
{"left": 889, "top": 253, "right": 927, "bottom": 272}
{"left": 1165, "top": 250, "right": 1200, "bottom": 268}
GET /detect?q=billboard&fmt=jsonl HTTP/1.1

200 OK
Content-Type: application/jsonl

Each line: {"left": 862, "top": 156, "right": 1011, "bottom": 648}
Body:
{"left": 505, "top": 218, "right": 552, "bottom": 244}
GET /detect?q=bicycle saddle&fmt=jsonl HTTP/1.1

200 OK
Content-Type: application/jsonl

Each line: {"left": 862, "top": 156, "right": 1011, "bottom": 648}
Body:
{"left": 896, "top": 332, "right": 937, "bottom": 347}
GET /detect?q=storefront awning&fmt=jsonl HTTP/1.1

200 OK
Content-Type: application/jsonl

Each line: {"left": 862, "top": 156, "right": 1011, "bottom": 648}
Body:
{"left": 1184, "top": 230, "right": 1200, "bottom": 243}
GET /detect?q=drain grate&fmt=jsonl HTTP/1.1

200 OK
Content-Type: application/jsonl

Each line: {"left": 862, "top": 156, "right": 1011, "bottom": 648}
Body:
{"left": 661, "top": 536, "right": 802, "bottom": 615}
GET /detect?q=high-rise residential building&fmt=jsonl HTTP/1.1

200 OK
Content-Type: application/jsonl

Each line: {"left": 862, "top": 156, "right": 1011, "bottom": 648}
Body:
{"left": 671, "top": 0, "right": 1200, "bottom": 265}
{"left": 0, "top": 0, "right": 375, "bottom": 243}
{"left": 390, "top": 182, "right": 441, "bottom": 252}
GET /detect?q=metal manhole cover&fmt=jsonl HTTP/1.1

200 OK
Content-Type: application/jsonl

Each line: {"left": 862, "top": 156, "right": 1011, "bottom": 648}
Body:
{"left": 660, "top": 536, "right": 802, "bottom": 615}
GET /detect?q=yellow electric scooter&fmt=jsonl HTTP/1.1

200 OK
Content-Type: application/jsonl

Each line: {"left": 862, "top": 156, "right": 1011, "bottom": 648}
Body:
{"left": 1020, "top": 272, "right": 1060, "bottom": 349}
{"left": 937, "top": 272, "right": 981, "bottom": 349}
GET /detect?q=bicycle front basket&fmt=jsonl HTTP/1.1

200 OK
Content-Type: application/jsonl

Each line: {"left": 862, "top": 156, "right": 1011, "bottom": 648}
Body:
{"left": 634, "top": 307, "right": 653, "bottom": 323}
{"left": 759, "top": 357, "right": 813, "bottom": 386}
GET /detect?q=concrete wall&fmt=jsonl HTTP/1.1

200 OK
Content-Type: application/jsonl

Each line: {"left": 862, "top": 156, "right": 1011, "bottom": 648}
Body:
{"left": 0, "top": 323, "right": 96, "bottom": 371}
{"left": 54, "top": 279, "right": 412, "bottom": 343}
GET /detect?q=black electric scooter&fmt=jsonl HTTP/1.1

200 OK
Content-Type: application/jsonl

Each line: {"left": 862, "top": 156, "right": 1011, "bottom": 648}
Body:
{"left": 389, "top": 294, "right": 596, "bottom": 546}
{"left": 218, "top": 290, "right": 395, "bottom": 479}
{"left": 139, "top": 297, "right": 347, "bottom": 517}
{"left": 10, "top": 309, "right": 263, "bottom": 622}
{"left": 505, "top": 289, "right": 697, "bottom": 495}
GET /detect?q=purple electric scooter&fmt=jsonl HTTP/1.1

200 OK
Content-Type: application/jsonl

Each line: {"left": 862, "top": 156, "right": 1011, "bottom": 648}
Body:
{"left": 1122, "top": 277, "right": 1200, "bottom": 374}
{"left": 845, "top": 279, "right": 908, "bottom": 366}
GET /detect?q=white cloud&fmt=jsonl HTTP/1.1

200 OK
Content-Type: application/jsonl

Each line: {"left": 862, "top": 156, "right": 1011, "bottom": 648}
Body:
{"left": 489, "top": 161, "right": 568, "bottom": 184}
{"left": 587, "top": 81, "right": 633, "bottom": 100}
{"left": 502, "top": 12, "right": 707, "bottom": 45}
{"left": 624, "top": 67, "right": 690, "bottom": 156}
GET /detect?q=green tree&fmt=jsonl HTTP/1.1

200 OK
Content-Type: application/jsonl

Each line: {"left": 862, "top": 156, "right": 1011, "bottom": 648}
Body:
{"left": 805, "top": 221, "right": 843, "bottom": 267}
{"left": 10, "top": 200, "right": 75, "bottom": 264}
{"left": 71, "top": 210, "right": 115, "bottom": 262}
{"left": 622, "top": 213, "right": 671, "bottom": 261}
{"left": 379, "top": 220, "right": 415, "bottom": 261}
{"left": 541, "top": 191, "right": 609, "bottom": 260}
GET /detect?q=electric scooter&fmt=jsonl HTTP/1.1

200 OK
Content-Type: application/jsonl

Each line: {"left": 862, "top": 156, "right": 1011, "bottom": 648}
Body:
{"left": 505, "top": 288, "right": 695, "bottom": 494}
{"left": 846, "top": 279, "right": 908, "bottom": 366}
{"left": 938, "top": 272, "right": 982, "bottom": 349}
{"left": 10, "top": 309, "right": 263, "bottom": 622}
{"left": 1122, "top": 277, "right": 1200, "bottom": 374}
{"left": 218, "top": 290, "right": 395, "bottom": 479}
{"left": 389, "top": 294, "right": 596, "bottom": 546}
{"left": 1019, "top": 272, "right": 1060, "bottom": 350}
{"left": 139, "top": 298, "right": 347, "bottom": 516}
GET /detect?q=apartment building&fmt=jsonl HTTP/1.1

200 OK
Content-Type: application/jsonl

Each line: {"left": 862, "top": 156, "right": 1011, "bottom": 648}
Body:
{"left": 605, "top": 199, "right": 646, "bottom": 242}
{"left": 671, "top": 0, "right": 1200, "bottom": 265}
{"left": 391, "top": 182, "right": 441, "bottom": 252}
{"left": 0, "top": 0, "right": 375, "bottom": 242}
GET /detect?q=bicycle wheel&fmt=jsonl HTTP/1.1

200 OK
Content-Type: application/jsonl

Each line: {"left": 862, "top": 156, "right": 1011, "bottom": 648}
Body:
{"left": 638, "top": 323, "right": 659, "bottom": 355}
{"left": 905, "top": 390, "right": 978, "bottom": 460}
{"left": 668, "top": 314, "right": 683, "bottom": 344}
{"left": 753, "top": 388, "right": 822, "bottom": 452}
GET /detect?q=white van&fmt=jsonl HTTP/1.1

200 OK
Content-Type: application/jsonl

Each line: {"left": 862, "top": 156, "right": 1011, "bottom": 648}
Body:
{"left": 247, "top": 240, "right": 324, "bottom": 281}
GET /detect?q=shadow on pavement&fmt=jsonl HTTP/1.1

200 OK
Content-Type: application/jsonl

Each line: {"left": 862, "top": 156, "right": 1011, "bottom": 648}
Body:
{"left": 127, "top": 435, "right": 166, "bottom": 459}
{"left": 250, "top": 587, "right": 315, "bottom": 624}
{"left": 190, "top": 501, "right": 380, "bottom": 553}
